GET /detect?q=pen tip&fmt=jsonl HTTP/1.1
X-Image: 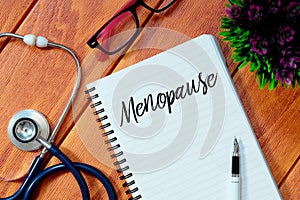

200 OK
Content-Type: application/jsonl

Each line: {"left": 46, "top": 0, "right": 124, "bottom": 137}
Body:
{"left": 233, "top": 137, "right": 239, "bottom": 155}
{"left": 234, "top": 137, "right": 238, "bottom": 145}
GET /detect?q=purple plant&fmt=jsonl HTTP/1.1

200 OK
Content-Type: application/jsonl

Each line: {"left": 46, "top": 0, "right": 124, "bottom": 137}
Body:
{"left": 275, "top": 68, "right": 294, "bottom": 85}
{"left": 268, "top": 0, "right": 282, "bottom": 14}
{"left": 220, "top": 0, "right": 300, "bottom": 89}
{"left": 225, "top": 5, "right": 247, "bottom": 27}
{"left": 250, "top": 34, "right": 269, "bottom": 55}
{"left": 285, "top": 1, "right": 300, "bottom": 20}
{"left": 280, "top": 47, "right": 300, "bottom": 69}
{"left": 247, "top": 5, "right": 264, "bottom": 24}
{"left": 277, "top": 25, "right": 295, "bottom": 46}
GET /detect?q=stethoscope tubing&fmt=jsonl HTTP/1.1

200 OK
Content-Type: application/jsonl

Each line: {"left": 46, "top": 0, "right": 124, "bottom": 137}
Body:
{"left": 0, "top": 156, "right": 43, "bottom": 200}
{"left": 23, "top": 154, "right": 117, "bottom": 200}
{"left": 45, "top": 41, "right": 81, "bottom": 143}
{"left": 0, "top": 33, "right": 117, "bottom": 200}
{"left": 37, "top": 145, "right": 90, "bottom": 200}
{"left": 0, "top": 146, "right": 117, "bottom": 200}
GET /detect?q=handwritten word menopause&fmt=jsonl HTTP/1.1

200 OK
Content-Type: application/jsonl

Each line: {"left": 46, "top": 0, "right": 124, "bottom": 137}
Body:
{"left": 120, "top": 72, "right": 218, "bottom": 126}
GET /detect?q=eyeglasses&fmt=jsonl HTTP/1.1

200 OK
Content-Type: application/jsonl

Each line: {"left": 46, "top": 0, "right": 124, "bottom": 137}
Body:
{"left": 87, "top": 0, "right": 177, "bottom": 56}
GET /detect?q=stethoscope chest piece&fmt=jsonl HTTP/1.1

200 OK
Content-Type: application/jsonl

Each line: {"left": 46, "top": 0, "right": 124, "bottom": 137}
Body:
{"left": 8, "top": 109, "right": 50, "bottom": 151}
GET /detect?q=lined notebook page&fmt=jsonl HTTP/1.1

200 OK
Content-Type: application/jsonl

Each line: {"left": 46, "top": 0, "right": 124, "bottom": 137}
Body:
{"left": 87, "top": 35, "right": 282, "bottom": 199}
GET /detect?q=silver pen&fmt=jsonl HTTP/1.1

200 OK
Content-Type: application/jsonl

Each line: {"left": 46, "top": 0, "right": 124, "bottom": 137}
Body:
{"left": 231, "top": 137, "right": 240, "bottom": 200}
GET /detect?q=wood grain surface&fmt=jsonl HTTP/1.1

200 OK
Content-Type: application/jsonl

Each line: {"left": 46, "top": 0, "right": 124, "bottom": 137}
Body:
{"left": 0, "top": 0, "right": 298, "bottom": 199}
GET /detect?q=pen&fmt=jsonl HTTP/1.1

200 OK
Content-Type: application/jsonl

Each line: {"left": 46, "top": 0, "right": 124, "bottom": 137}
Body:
{"left": 231, "top": 137, "right": 240, "bottom": 200}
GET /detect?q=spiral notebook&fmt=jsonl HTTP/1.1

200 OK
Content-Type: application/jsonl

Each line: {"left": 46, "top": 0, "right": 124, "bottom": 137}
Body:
{"left": 86, "top": 35, "right": 282, "bottom": 199}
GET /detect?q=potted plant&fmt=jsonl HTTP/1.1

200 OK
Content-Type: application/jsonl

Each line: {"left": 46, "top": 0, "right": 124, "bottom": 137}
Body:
{"left": 220, "top": 0, "right": 300, "bottom": 89}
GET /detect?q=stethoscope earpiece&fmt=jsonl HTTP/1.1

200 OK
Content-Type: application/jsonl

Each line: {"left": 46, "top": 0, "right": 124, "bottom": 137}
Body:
{"left": 8, "top": 109, "right": 50, "bottom": 151}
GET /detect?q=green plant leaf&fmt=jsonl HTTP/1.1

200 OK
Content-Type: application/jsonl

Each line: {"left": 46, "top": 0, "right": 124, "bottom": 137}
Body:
{"left": 239, "top": 60, "right": 248, "bottom": 69}
{"left": 269, "top": 72, "right": 277, "bottom": 90}
{"left": 259, "top": 72, "right": 269, "bottom": 89}
{"left": 219, "top": 31, "right": 233, "bottom": 37}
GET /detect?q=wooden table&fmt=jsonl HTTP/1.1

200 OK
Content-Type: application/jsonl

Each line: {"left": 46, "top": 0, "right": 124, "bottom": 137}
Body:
{"left": 0, "top": 0, "right": 298, "bottom": 199}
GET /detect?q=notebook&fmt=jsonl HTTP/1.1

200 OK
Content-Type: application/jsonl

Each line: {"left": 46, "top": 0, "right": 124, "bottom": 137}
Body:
{"left": 85, "top": 35, "right": 282, "bottom": 200}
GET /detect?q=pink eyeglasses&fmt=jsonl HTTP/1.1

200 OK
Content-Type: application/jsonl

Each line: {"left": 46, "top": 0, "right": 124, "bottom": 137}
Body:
{"left": 87, "top": 0, "right": 177, "bottom": 60}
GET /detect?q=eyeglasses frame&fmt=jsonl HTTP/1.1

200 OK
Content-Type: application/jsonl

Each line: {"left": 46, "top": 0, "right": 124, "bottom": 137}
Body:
{"left": 87, "top": 0, "right": 177, "bottom": 55}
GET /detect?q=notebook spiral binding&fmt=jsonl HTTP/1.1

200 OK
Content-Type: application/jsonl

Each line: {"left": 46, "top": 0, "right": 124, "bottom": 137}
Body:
{"left": 85, "top": 87, "right": 142, "bottom": 200}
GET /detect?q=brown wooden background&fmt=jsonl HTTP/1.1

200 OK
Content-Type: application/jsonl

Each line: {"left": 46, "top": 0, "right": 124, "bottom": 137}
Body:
{"left": 0, "top": 0, "right": 299, "bottom": 199}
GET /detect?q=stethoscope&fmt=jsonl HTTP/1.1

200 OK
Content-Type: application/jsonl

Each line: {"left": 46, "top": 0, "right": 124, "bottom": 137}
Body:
{"left": 0, "top": 32, "right": 117, "bottom": 200}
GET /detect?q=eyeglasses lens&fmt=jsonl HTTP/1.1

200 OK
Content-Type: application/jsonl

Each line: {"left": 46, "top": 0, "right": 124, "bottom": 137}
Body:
{"left": 144, "top": 0, "right": 175, "bottom": 11}
{"left": 96, "top": 11, "right": 137, "bottom": 53}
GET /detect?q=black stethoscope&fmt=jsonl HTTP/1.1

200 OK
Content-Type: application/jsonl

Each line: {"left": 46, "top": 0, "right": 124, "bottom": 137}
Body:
{"left": 0, "top": 32, "right": 117, "bottom": 200}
